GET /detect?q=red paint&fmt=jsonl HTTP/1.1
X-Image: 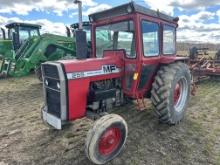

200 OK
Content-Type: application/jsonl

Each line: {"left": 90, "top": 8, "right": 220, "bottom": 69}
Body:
{"left": 173, "top": 82, "right": 181, "bottom": 105}
{"left": 98, "top": 127, "right": 122, "bottom": 156}
{"left": 68, "top": 79, "right": 90, "bottom": 120}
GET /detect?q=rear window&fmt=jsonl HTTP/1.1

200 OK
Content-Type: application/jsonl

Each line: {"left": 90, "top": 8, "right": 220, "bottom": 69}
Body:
{"left": 163, "top": 25, "right": 176, "bottom": 55}
{"left": 141, "top": 20, "right": 159, "bottom": 57}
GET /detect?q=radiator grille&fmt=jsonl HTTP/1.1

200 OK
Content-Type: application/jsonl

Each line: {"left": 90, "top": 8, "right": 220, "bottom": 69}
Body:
{"left": 42, "top": 64, "right": 59, "bottom": 79}
{"left": 42, "top": 63, "right": 61, "bottom": 118}
{"left": 46, "top": 88, "right": 61, "bottom": 118}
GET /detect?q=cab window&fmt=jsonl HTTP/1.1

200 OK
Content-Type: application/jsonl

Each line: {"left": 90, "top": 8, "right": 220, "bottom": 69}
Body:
{"left": 19, "top": 28, "right": 29, "bottom": 42}
{"left": 163, "top": 25, "right": 176, "bottom": 55}
{"left": 96, "top": 20, "right": 135, "bottom": 58}
{"left": 8, "top": 28, "right": 16, "bottom": 40}
{"left": 30, "top": 29, "right": 39, "bottom": 37}
{"left": 142, "top": 20, "right": 159, "bottom": 57}
{"left": 0, "top": 30, "right": 4, "bottom": 39}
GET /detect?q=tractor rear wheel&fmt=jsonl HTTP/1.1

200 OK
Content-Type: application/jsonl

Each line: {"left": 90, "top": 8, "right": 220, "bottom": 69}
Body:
{"left": 151, "top": 62, "right": 191, "bottom": 124}
{"left": 35, "top": 66, "right": 42, "bottom": 82}
{"left": 85, "top": 114, "right": 127, "bottom": 164}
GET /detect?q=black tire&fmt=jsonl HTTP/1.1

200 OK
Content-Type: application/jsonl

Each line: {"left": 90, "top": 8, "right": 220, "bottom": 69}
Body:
{"left": 85, "top": 114, "right": 128, "bottom": 165}
{"left": 35, "top": 66, "right": 43, "bottom": 82}
{"left": 151, "top": 62, "right": 191, "bottom": 124}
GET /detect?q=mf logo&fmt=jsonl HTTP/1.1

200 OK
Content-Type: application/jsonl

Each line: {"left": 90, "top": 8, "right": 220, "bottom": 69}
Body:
{"left": 102, "top": 65, "right": 118, "bottom": 73}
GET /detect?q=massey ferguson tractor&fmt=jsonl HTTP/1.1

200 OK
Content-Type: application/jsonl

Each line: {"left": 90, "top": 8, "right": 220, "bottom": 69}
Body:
{"left": 41, "top": 2, "right": 191, "bottom": 164}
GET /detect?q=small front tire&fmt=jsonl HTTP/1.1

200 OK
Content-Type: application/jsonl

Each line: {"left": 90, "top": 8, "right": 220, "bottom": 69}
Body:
{"left": 85, "top": 114, "right": 128, "bottom": 164}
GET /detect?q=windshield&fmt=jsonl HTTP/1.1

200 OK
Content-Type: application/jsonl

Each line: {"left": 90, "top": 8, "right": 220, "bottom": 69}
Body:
{"left": 8, "top": 28, "right": 16, "bottom": 40}
{"left": 83, "top": 25, "right": 91, "bottom": 42}
{"left": 95, "top": 20, "right": 136, "bottom": 58}
{"left": 0, "top": 30, "right": 4, "bottom": 39}
{"left": 19, "top": 27, "right": 39, "bottom": 43}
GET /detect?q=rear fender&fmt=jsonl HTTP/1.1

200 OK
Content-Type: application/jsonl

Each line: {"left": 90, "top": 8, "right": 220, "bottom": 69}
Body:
{"left": 160, "top": 56, "right": 189, "bottom": 64}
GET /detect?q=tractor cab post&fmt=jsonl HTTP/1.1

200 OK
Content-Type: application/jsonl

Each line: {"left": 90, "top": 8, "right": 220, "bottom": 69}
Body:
{"left": 0, "top": 28, "right": 6, "bottom": 40}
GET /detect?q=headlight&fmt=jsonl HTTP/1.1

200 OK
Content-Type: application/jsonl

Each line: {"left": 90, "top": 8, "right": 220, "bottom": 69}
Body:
{"left": 45, "top": 80, "right": 48, "bottom": 86}
{"left": 57, "top": 82, "right": 60, "bottom": 89}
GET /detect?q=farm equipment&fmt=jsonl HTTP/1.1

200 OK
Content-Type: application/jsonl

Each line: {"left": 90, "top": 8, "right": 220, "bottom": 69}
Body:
{"left": 41, "top": 2, "right": 191, "bottom": 164}
{"left": 0, "top": 22, "right": 91, "bottom": 80}
{"left": 0, "top": 22, "right": 41, "bottom": 53}
{"left": 189, "top": 47, "right": 220, "bottom": 81}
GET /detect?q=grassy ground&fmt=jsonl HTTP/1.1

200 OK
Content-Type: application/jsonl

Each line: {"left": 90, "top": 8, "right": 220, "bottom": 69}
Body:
{"left": 0, "top": 75, "right": 220, "bottom": 165}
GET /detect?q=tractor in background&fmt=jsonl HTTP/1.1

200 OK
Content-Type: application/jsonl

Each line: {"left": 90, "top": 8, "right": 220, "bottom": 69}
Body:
{"left": 0, "top": 22, "right": 91, "bottom": 80}
{"left": 41, "top": 2, "right": 192, "bottom": 164}
{"left": 0, "top": 22, "right": 41, "bottom": 70}
{"left": 0, "top": 22, "right": 41, "bottom": 53}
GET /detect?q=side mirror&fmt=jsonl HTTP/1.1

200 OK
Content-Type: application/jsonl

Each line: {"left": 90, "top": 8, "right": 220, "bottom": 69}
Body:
{"left": 75, "top": 30, "right": 88, "bottom": 59}
{"left": 12, "top": 32, "right": 20, "bottom": 51}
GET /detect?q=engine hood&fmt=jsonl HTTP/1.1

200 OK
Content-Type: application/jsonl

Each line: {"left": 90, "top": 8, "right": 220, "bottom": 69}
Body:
{"left": 58, "top": 51, "right": 124, "bottom": 80}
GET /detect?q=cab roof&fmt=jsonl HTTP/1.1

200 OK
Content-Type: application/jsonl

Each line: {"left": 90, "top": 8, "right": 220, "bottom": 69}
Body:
{"left": 5, "top": 22, "right": 41, "bottom": 29}
{"left": 89, "top": 2, "right": 179, "bottom": 23}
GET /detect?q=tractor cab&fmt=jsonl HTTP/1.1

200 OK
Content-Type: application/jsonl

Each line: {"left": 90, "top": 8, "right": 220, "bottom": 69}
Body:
{"left": 5, "top": 22, "right": 41, "bottom": 51}
{"left": 88, "top": 2, "right": 180, "bottom": 97}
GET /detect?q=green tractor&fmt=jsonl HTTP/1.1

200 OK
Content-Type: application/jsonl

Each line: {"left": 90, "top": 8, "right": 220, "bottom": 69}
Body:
{"left": 0, "top": 23, "right": 41, "bottom": 68}
{"left": 0, "top": 22, "right": 41, "bottom": 52}
{"left": 0, "top": 22, "right": 91, "bottom": 80}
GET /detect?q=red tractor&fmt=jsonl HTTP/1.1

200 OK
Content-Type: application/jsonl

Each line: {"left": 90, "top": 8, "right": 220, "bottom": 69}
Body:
{"left": 41, "top": 2, "right": 191, "bottom": 164}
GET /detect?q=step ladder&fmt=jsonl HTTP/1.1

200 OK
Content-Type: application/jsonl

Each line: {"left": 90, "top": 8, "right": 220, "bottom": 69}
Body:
{"left": 0, "top": 59, "right": 11, "bottom": 77}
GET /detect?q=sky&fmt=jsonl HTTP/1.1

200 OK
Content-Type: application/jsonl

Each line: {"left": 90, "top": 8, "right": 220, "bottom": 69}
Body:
{"left": 0, "top": 0, "right": 220, "bottom": 43}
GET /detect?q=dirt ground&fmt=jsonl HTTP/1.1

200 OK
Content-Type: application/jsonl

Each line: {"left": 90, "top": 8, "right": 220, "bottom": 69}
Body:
{"left": 0, "top": 75, "right": 220, "bottom": 165}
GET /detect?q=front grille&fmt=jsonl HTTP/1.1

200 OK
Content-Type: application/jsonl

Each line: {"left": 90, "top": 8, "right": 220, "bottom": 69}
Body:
{"left": 46, "top": 88, "right": 61, "bottom": 118}
{"left": 42, "top": 63, "right": 62, "bottom": 118}
{"left": 42, "top": 64, "right": 59, "bottom": 79}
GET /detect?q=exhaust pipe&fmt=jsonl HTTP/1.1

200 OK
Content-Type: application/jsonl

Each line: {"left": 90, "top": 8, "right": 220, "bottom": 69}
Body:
{"left": 73, "top": 0, "right": 88, "bottom": 59}
{"left": 74, "top": 0, "right": 83, "bottom": 30}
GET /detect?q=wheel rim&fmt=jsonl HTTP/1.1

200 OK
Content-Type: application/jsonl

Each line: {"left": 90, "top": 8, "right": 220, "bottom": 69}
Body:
{"left": 173, "top": 77, "right": 188, "bottom": 113}
{"left": 173, "top": 83, "right": 181, "bottom": 105}
{"left": 98, "top": 127, "right": 122, "bottom": 156}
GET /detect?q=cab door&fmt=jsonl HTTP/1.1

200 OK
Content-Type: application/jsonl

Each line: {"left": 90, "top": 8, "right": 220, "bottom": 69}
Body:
{"left": 119, "top": 20, "right": 139, "bottom": 98}
{"left": 136, "top": 16, "right": 161, "bottom": 96}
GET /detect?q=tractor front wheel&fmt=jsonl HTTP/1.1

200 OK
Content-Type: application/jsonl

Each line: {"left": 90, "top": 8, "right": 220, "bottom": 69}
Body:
{"left": 151, "top": 62, "right": 191, "bottom": 124}
{"left": 85, "top": 114, "right": 128, "bottom": 164}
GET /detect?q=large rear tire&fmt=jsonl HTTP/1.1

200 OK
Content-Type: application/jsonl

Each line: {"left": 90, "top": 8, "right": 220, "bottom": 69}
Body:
{"left": 85, "top": 114, "right": 128, "bottom": 164}
{"left": 151, "top": 62, "right": 191, "bottom": 124}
